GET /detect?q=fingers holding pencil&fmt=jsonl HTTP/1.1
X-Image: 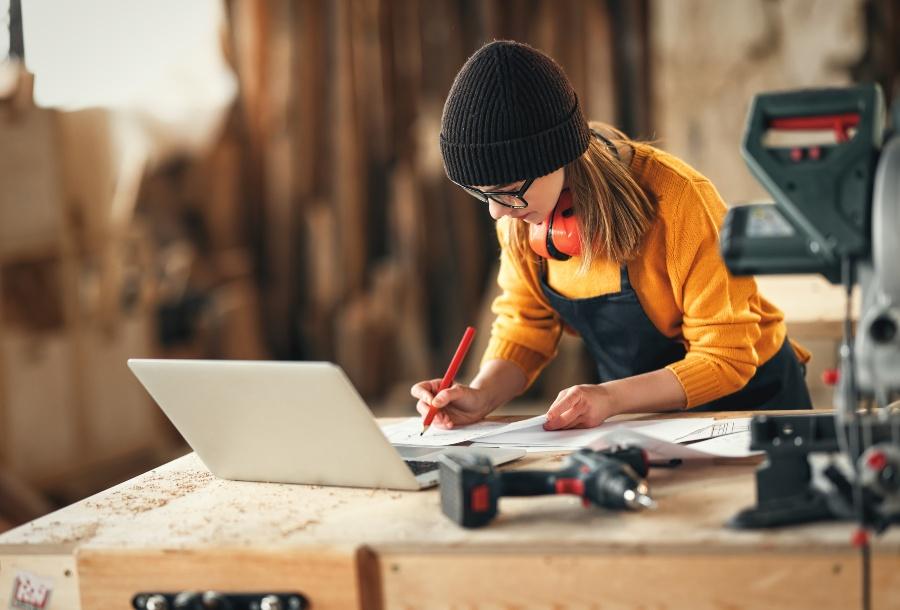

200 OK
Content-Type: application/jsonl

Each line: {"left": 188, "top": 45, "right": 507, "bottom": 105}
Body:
{"left": 411, "top": 378, "right": 452, "bottom": 428}
{"left": 410, "top": 381, "right": 494, "bottom": 429}
{"left": 414, "top": 396, "right": 453, "bottom": 428}
{"left": 410, "top": 381, "right": 467, "bottom": 410}
{"left": 419, "top": 326, "right": 477, "bottom": 435}
{"left": 410, "top": 378, "right": 442, "bottom": 406}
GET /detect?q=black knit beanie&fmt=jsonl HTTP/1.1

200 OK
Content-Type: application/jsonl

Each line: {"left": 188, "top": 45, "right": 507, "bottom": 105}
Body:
{"left": 440, "top": 40, "right": 591, "bottom": 187}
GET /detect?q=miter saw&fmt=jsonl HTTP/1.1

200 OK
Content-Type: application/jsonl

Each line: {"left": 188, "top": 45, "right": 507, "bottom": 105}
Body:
{"left": 721, "top": 84, "right": 900, "bottom": 538}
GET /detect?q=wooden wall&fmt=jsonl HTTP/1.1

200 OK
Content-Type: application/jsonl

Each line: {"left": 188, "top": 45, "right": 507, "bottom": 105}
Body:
{"left": 0, "top": 76, "right": 172, "bottom": 519}
{"left": 213, "top": 0, "right": 899, "bottom": 404}
{"left": 650, "top": 0, "right": 867, "bottom": 203}
{"left": 223, "top": 0, "right": 637, "bottom": 400}
{"left": 649, "top": 0, "right": 900, "bottom": 408}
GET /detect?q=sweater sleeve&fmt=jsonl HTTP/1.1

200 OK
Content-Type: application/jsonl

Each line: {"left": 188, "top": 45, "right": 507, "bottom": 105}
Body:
{"left": 664, "top": 180, "right": 763, "bottom": 407}
{"left": 482, "top": 220, "right": 564, "bottom": 388}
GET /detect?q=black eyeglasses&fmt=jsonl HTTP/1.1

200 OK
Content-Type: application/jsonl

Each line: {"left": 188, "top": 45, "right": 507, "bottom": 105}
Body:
{"left": 450, "top": 177, "right": 535, "bottom": 209}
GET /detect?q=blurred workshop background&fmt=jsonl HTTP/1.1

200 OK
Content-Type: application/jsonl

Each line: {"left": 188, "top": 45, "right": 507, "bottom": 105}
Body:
{"left": 1, "top": 0, "right": 899, "bottom": 530}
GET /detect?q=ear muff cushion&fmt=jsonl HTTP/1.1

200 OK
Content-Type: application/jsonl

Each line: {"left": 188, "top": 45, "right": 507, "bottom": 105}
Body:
{"left": 529, "top": 216, "right": 552, "bottom": 259}
{"left": 551, "top": 190, "right": 580, "bottom": 257}
{"left": 528, "top": 189, "right": 580, "bottom": 260}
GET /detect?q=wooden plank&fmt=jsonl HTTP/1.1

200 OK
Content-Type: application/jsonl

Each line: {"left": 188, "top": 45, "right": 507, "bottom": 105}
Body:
{"left": 334, "top": 291, "right": 392, "bottom": 398}
{"left": 1, "top": 320, "right": 168, "bottom": 498}
{"left": 212, "top": 276, "right": 269, "bottom": 361}
{"left": 384, "top": 163, "right": 432, "bottom": 381}
{"left": 352, "top": 0, "right": 391, "bottom": 266}
{"left": 76, "top": 547, "right": 366, "bottom": 610}
{"left": 534, "top": 0, "right": 586, "bottom": 95}
{"left": 0, "top": 552, "right": 81, "bottom": 610}
{"left": 333, "top": 0, "right": 367, "bottom": 298}
{"left": 377, "top": 550, "right": 900, "bottom": 609}
{"left": 0, "top": 257, "right": 64, "bottom": 336}
{"left": 0, "top": 257, "right": 5, "bottom": 469}
{"left": 350, "top": 0, "right": 389, "bottom": 166}
{"left": 96, "top": 144, "right": 146, "bottom": 331}
{"left": 301, "top": 202, "right": 339, "bottom": 357}
{"left": 81, "top": 314, "right": 159, "bottom": 459}
{"left": 293, "top": 0, "right": 327, "bottom": 201}
{"left": 230, "top": 0, "right": 269, "bottom": 164}
{"left": 228, "top": 0, "right": 271, "bottom": 354}
{"left": 1, "top": 330, "right": 79, "bottom": 482}
{"left": 201, "top": 133, "right": 245, "bottom": 252}
{"left": 52, "top": 110, "right": 118, "bottom": 256}
{"left": 261, "top": 0, "right": 296, "bottom": 359}
{"left": 607, "top": 0, "right": 651, "bottom": 138}
{"left": 0, "top": 101, "right": 64, "bottom": 259}
{"left": 584, "top": 0, "right": 617, "bottom": 122}
{"left": 2, "top": 414, "right": 899, "bottom": 554}
{"left": 0, "top": 84, "right": 165, "bottom": 490}
{"left": 755, "top": 275, "right": 860, "bottom": 333}
{"left": 55, "top": 117, "right": 92, "bottom": 484}
{"left": 1, "top": 414, "right": 899, "bottom": 606}
{"left": 383, "top": 0, "right": 421, "bottom": 161}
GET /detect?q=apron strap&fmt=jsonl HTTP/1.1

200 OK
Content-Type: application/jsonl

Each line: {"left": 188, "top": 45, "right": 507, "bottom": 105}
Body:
{"left": 618, "top": 265, "right": 632, "bottom": 290}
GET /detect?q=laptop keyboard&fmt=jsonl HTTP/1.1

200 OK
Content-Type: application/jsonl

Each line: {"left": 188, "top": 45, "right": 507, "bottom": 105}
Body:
{"left": 404, "top": 460, "right": 439, "bottom": 476}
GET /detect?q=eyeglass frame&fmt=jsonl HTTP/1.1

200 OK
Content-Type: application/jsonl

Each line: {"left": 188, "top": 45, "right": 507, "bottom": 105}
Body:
{"left": 450, "top": 177, "right": 536, "bottom": 209}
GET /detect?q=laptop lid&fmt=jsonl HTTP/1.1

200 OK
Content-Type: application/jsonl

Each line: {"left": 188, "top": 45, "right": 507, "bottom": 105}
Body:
{"left": 127, "top": 359, "right": 422, "bottom": 490}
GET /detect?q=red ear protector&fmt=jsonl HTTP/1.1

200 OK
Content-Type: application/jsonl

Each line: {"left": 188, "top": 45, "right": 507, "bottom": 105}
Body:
{"left": 528, "top": 188, "right": 580, "bottom": 261}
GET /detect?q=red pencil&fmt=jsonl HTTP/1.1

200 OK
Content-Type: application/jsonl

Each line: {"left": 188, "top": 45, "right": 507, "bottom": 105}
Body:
{"left": 421, "top": 326, "right": 476, "bottom": 435}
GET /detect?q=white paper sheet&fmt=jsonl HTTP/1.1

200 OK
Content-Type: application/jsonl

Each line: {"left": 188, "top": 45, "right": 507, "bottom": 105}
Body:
{"left": 472, "top": 415, "right": 716, "bottom": 449}
{"left": 595, "top": 422, "right": 762, "bottom": 460}
{"left": 379, "top": 418, "right": 509, "bottom": 446}
{"left": 381, "top": 415, "right": 734, "bottom": 453}
{"left": 683, "top": 424, "right": 762, "bottom": 458}
{"left": 670, "top": 417, "right": 751, "bottom": 444}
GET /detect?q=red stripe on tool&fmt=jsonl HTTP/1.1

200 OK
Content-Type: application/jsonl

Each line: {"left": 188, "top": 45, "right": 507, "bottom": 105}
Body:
{"left": 769, "top": 113, "right": 860, "bottom": 143}
{"left": 555, "top": 478, "right": 585, "bottom": 496}
{"left": 471, "top": 484, "right": 490, "bottom": 513}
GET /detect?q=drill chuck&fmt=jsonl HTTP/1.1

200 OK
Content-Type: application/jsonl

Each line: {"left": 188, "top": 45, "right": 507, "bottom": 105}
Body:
{"left": 624, "top": 483, "right": 657, "bottom": 510}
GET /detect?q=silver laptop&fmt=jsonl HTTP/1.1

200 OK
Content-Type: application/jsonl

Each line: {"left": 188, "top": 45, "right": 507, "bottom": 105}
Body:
{"left": 127, "top": 359, "right": 524, "bottom": 490}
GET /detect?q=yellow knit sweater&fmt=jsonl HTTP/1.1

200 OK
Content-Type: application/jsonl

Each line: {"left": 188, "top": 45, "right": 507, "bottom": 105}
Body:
{"left": 483, "top": 142, "right": 810, "bottom": 408}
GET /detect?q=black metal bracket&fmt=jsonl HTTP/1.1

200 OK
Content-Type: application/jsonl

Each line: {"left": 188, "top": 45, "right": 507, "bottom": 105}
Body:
{"left": 132, "top": 591, "right": 307, "bottom": 610}
{"left": 729, "top": 413, "right": 899, "bottom": 530}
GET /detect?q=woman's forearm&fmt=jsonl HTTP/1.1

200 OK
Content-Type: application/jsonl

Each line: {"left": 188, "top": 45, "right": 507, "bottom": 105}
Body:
{"left": 469, "top": 358, "right": 528, "bottom": 412}
{"left": 469, "top": 360, "right": 685, "bottom": 419}
{"left": 605, "top": 368, "right": 687, "bottom": 414}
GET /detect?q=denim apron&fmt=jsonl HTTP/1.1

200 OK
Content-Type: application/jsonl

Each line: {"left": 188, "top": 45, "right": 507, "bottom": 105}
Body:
{"left": 540, "top": 264, "right": 813, "bottom": 411}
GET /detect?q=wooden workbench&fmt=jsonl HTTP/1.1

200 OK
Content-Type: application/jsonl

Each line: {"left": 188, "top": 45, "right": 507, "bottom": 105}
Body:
{"left": 2, "top": 412, "right": 899, "bottom": 609}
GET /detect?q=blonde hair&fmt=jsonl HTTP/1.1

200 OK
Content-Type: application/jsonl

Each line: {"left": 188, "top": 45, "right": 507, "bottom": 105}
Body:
{"left": 504, "top": 122, "right": 657, "bottom": 275}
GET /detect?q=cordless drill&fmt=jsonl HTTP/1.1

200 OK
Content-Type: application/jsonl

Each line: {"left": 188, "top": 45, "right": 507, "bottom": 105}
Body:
{"left": 439, "top": 447, "right": 656, "bottom": 528}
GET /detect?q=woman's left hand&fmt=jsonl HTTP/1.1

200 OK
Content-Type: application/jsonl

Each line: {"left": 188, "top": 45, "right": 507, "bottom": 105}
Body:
{"left": 543, "top": 384, "right": 616, "bottom": 430}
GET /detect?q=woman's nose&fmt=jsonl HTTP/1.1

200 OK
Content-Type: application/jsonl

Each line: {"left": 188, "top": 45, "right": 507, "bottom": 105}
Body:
{"left": 488, "top": 199, "right": 510, "bottom": 220}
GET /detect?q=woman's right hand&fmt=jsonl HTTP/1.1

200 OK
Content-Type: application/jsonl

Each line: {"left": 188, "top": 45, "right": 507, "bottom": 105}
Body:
{"left": 409, "top": 379, "right": 494, "bottom": 428}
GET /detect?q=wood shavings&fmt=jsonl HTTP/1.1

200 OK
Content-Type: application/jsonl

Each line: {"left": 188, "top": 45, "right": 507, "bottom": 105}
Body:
{"left": 82, "top": 470, "right": 215, "bottom": 516}
{"left": 24, "top": 520, "right": 100, "bottom": 545}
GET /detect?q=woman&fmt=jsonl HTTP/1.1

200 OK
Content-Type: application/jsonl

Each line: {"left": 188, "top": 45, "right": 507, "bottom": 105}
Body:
{"left": 412, "top": 40, "right": 812, "bottom": 431}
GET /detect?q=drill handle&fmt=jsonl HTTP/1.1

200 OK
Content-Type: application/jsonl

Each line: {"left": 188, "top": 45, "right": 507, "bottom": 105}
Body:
{"left": 499, "top": 468, "right": 579, "bottom": 497}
